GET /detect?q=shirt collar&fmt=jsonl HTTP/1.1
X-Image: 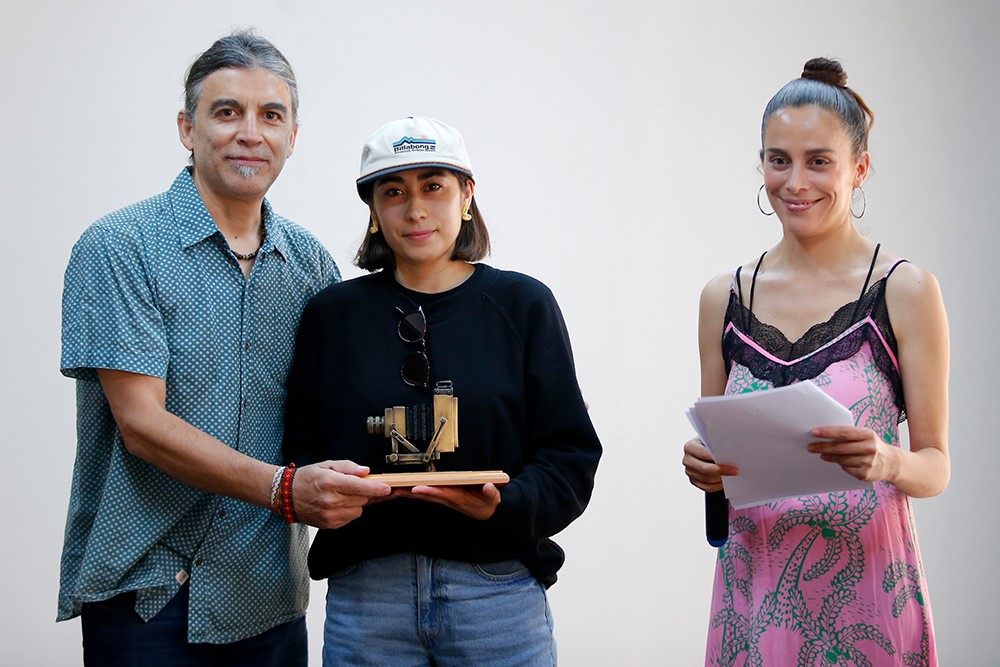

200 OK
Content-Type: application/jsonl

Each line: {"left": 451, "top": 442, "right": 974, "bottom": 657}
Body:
{"left": 170, "top": 167, "right": 289, "bottom": 262}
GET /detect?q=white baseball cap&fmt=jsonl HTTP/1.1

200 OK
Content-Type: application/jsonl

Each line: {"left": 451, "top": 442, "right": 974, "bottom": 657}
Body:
{"left": 356, "top": 116, "right": 474, "bottom": 196}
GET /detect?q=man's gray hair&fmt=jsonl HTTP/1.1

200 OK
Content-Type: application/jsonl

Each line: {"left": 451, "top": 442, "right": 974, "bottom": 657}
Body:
{"left": 183, "top": 31, "right": 299, "bottom": 124}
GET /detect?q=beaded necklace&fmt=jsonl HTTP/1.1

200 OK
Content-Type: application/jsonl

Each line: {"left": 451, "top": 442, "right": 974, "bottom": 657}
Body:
{"left": 231, "top": 227, "right": 266, "bottom": 261}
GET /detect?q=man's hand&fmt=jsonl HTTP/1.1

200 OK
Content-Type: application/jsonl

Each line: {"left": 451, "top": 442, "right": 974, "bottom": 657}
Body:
{"left": 292, "top": 461, "right": 392, "bottom": 529}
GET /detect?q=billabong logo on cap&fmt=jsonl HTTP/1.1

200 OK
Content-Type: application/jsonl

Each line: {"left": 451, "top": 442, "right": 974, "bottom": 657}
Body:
{"left": 393, "top": 136, "right": 436, "bottom": 154}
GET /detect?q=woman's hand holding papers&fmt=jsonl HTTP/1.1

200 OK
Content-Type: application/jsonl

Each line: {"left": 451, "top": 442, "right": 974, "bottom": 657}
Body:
{"left": 683, "top": 438, "right": 740, "bottom": 493}
{"left": 809, "top": 426, "right": 898, "bottom": 484}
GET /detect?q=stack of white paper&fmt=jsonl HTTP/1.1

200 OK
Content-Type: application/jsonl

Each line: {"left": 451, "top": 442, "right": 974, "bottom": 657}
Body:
{"left": 686, "top": 381, "right": 872, "bottom": 509}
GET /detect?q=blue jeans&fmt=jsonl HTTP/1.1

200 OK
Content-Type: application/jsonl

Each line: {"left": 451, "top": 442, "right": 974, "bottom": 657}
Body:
{"left": 80, "top": 583, "right": 307, "bottom": 667}
{"left": 323, "top": 552, "right": 557, "bottom": 666}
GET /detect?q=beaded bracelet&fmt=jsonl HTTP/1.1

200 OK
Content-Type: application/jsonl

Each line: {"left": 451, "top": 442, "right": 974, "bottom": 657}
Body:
{"left": 269, "top": 466, "right": 284, "bottom": 513}
{"left": 277, "top": 463, "right": 299, "bottom": 524}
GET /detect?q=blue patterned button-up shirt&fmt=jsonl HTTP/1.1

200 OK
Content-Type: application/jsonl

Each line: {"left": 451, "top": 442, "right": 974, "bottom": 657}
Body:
{"left": 58, "top": 168, "right": 340, "bottom": 643}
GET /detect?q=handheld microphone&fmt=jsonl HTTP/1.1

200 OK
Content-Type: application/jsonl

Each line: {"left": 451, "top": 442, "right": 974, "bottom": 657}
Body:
{"left": 705, "top": 490, "right": 729, "bottom": 547}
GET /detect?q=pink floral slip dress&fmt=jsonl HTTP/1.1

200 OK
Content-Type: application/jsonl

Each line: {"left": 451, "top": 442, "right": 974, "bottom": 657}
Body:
{"left": 706, "top": 244, "right": 937, "bottom": 667}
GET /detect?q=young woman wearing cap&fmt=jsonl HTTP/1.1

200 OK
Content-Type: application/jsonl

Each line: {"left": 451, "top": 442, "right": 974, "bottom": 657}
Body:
{"left": 283, "top": 116, "right": 601, "bottom": 666}
{"left": 682, "top": 59, "right": 949, "bottom": 665}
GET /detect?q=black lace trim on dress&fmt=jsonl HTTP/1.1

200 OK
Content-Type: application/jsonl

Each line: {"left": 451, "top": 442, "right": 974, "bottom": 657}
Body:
{"left": 724, "top": 263, "right": 908, "bottom": 422}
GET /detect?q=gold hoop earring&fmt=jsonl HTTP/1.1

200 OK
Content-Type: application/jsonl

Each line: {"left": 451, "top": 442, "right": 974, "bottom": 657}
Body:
{"left": 369, "top": 214, "right": 379, "bottom": 234}
{"left": 757, "top": 184, "right": 774, "bottom": 216}
{"left": 851, "top": 186, "right": 867, "bottom": 219}
{"left": 461, "top": 203, "right": 472, "bottom": 222}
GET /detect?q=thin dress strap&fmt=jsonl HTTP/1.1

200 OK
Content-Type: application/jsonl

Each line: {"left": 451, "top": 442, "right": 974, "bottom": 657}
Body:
{"left": 748, "top": 251, "right": 767, "bottom": 314}
{"left": 857, "top": 243, "right": 882, "bottom": 300}
{"left": 850, "top": 243, "right": 881, "bottom": 321}
{"left": 884, "top": 257, "right": 909, "bottom": 280}
{"left": 734, "top": 266, "right": 744, "bottom": 308}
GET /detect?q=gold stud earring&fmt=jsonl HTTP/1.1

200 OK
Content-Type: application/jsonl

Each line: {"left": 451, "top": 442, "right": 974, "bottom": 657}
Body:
{"left": 461, "top": 203, "right": 472, "bottom": 222}
{"left": 369, "top": 214, "right": 379, "bottom": 234}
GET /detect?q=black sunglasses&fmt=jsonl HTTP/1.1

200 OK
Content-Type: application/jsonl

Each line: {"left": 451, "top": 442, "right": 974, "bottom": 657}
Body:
{"left": 396, "top": 306, "right": 429, "bottom": 388}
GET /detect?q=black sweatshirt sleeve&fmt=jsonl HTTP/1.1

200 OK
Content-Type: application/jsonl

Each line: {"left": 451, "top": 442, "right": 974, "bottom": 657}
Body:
{"left": 484, "top": 279, "right": 602, "bottom": 541}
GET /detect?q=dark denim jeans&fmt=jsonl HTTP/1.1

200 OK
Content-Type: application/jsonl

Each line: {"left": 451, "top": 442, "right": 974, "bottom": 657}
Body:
{"left": 80, "top": 583, "right": 307, "bottom": 667}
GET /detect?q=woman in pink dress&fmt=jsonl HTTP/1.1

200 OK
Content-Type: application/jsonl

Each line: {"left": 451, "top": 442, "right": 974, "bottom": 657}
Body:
{"left": 682, "top": 58, "right": 950, "bottom": 666}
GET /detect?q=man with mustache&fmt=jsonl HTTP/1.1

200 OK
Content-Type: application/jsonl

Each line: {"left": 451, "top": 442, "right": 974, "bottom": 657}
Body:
{"left": 57, "top": 31, "right": 390, "bottom": 666}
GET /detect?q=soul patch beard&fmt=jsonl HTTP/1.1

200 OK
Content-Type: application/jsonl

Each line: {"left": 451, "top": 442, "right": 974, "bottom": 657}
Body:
{"left": 234, "top": 164, "right": 262, "bottom": 180}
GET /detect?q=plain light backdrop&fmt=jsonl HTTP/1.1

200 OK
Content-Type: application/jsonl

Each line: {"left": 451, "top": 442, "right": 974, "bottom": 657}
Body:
{"left": 2, "top": 1, "right": 996, "bottom": 664}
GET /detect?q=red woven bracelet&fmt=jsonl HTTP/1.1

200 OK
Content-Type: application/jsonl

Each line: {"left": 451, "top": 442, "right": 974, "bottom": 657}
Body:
{"left": 277, "top": 462, "right": 299, "bottom": 524}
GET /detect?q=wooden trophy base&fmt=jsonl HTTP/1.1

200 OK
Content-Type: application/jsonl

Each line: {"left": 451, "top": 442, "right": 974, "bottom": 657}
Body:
{"left": 365, "top": 470, "right": 510, "bottom": 487}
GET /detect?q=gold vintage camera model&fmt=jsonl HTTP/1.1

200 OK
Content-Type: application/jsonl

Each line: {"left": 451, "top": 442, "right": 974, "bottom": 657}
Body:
{"left": 366, "top": 380, "right": 459, "bottom": 471}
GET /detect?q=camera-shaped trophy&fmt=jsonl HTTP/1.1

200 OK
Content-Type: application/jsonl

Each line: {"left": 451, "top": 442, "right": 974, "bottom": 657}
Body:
{"left": 366, "top": 380, "right": 459, "bottom": 472}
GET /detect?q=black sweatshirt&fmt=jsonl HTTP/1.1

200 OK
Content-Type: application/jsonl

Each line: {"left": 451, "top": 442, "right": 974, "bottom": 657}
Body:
{"left": 283, "top": 264, "right": 602, "bottom": 587}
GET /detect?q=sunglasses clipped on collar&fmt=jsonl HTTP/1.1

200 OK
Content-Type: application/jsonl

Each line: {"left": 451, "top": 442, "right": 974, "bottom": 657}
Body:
{"left": 396, "top": 306, "right": 430, "bottom": 389}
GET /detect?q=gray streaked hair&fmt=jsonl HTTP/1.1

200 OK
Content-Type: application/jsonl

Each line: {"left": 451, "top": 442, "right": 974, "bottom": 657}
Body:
{"left": 182, "top": 31, "right": 299, "bottom": 124}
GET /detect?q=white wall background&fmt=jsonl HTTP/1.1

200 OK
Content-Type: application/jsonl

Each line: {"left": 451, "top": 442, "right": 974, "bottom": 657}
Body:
{"left": 2, "top": 1, "right": 996, "bottom": 664}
